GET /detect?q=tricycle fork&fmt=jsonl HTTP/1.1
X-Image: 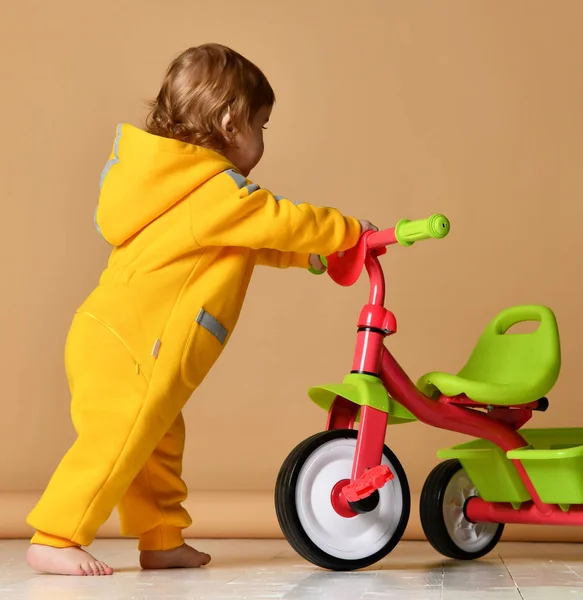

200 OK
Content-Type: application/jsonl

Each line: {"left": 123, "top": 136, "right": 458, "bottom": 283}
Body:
{"left": 350, "top": 405, "right": 389, "bottom": 481}
{"left": 327, "top": 397, "right": 390, "bottom": 480}
{"left": 327, "top": 397, "right": 392, "bottom": 513}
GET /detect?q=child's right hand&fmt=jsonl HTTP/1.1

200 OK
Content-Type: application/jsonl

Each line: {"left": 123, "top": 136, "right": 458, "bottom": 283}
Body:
{"left": 337, "top": 219, "right": 378, "bottom": 258}
{"left": 358, "top": 219, "right": 378, "bottom": 236}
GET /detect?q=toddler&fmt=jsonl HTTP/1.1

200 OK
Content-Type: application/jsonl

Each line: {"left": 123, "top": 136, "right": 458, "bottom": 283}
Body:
{"left": 25, "top": 43, "right": 376, "bottom": 576}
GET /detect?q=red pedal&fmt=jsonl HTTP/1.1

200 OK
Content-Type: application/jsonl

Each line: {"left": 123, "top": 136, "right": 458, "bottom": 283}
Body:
{"left": 343, "top": 465, "right": 394, "bottom": 503}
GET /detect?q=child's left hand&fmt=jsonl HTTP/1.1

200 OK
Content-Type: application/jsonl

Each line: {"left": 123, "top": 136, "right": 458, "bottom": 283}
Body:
{"left": 309, "top": 254, "right": 327, "bottom": 272}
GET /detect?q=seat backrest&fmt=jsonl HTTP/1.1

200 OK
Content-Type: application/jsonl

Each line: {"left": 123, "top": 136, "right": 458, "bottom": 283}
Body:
{"left": 459, "top": 305, "right": 561, "bottom": 395}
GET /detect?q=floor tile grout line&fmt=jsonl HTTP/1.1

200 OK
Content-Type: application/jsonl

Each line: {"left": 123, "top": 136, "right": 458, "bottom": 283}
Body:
{"left": 360, "top": 566, "right": 381, "bottom": 600}
{"left": 440, "top": 559, "right": 445, "bottom": 600}
{"left": 499, "top": 553, "right": 525, "bottom": 600}
{"left": 0, "top": 574, "right": 38, "bottom": 589}
{"left": 565, "top": 563, "right": 583, "bottom": 580}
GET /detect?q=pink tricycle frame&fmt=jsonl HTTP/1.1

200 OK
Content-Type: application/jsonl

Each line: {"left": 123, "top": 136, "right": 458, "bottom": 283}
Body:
{"left": 325, "top": 227, "right": 577, "bottom": 528}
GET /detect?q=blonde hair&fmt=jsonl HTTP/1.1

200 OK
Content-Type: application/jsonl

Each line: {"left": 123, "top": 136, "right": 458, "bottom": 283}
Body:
{"left": 146, "top": 43, "right": 275, "bottom": 152}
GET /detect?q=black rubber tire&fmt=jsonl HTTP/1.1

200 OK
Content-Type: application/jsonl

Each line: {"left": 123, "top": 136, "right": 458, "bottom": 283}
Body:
{"left": 420, "top": 459, "right": 504, "bottom": 560}
{"left": 275, "top": 429, "right": 410, "bottom": 571}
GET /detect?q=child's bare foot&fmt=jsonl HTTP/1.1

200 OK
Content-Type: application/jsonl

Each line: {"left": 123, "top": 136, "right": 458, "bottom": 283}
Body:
{"left": 26, "top": 544, "right": 113, "bottom": 576}
{"left": 140, "top": 544, "right": 211, "bottom": 570}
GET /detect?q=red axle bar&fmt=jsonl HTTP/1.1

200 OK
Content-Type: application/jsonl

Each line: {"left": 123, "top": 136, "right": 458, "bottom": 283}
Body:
{"left": 465, "top": 497, "right": 583, "bottom": 526}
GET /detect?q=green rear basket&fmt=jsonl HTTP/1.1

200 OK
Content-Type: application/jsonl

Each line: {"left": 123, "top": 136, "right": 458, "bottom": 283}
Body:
{"left": 438, "top": 428, "right": 583, "bottom": 505}
{"left": 438, "top": 439, "right": 530, "bottom": 503}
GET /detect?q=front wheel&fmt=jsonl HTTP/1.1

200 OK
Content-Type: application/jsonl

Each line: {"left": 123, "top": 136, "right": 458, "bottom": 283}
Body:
{"left": 275, "top": 429, "right": 410, "bottom": 571}
{"left": 420, "top": 459, "right": 504, "bottom": 560}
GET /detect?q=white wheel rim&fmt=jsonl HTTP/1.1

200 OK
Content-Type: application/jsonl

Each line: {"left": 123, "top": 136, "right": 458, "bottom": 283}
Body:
{"left": 442, "top": 468, "right": 499, "bottom": 554}
{"left": 295, "top": 437, "right": 404, "bottom": 561}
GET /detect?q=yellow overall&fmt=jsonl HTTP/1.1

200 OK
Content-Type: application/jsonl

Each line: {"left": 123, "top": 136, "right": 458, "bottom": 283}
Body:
{"left": 27, "top": 124, "right": 361, "bottom": 550}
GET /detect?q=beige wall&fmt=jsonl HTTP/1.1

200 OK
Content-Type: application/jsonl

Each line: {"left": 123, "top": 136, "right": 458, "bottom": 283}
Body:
{"left": 1, "top": 0, "right": 582, "bottom": 542}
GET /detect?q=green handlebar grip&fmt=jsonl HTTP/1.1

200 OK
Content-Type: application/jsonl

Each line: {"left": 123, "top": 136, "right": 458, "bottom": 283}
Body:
{"left": 395, "top": 214, "right": 450, "bottom": 247}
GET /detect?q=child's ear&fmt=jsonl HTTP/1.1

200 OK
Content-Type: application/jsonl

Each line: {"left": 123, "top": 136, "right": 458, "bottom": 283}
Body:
{"left": 221, "top": 111, "right": 234, "bottom": 133}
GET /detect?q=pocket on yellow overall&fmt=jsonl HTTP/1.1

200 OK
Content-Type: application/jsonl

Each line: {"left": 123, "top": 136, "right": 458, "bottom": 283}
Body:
{"left": 181, "top": 308, "right": 228, "bottom": 389}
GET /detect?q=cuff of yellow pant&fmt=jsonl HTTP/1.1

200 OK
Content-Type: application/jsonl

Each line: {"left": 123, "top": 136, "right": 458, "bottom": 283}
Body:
{"left": 31, "top": 530, "right": 80, "bottom": 548}
{"left": 138, "top": 526, "right": 184, "bottom": 551}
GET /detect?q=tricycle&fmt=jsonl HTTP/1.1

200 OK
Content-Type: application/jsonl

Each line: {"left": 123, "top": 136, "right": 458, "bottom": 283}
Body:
{"left": 275, "top": 214, "right": 570, "bottom": 571}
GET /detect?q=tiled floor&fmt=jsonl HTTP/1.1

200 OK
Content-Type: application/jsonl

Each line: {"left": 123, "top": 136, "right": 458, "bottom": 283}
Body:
{"left": 0, "top": 539, "right": 582, "bottom": 599}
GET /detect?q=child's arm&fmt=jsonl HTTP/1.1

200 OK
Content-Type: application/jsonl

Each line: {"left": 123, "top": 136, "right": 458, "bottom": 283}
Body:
{"left": 190, "top": 173, "right": 362, "bottom": 257}
{"left": 255, "top": 250, "right": 327, "bottom": 272}
{"left": 255, "top": 249, "right": 311, "bottom": 269}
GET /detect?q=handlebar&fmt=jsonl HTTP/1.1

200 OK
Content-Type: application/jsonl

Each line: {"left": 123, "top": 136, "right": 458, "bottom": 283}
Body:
{"left": 394, "top": 214, "right": 450, "bottom": 247}
{"left": 320, "top": 214, "right": 451, "bottom": 287}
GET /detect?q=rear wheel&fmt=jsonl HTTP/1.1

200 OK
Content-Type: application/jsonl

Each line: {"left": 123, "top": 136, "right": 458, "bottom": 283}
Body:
{"left": 275, "top": 429, "right": 410, "bottom": 571}
{"left": 420, "top": 459, "right": 504, "bottom": 560}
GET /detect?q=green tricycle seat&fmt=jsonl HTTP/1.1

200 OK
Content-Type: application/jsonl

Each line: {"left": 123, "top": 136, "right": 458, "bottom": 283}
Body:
{"left": 417, "top": 305, "right": 561, "bottom": 406}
